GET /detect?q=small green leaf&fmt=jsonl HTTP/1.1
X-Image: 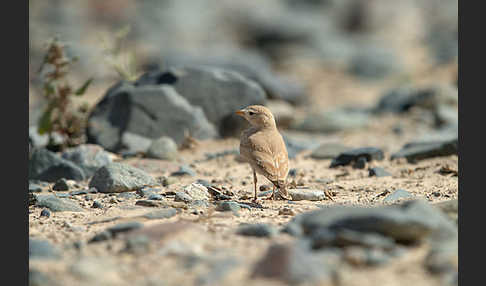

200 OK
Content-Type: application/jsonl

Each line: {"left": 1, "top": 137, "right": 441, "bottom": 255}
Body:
{"left": 38, "top": 106, "right": 54, "bottom": 135}
{"left": 74, "top": 78, "right": 93, "bottom": 96}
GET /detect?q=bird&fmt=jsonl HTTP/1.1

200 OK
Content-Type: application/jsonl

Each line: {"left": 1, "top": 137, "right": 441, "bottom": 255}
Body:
{"left": 236, "top": 105, "right": 291, "bottom": 201}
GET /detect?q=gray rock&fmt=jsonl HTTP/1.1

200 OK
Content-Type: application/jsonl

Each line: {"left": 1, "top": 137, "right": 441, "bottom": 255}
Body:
{"left": 29, "top": 238, "right": 61, "bottom": 259}
{"left": 29, "top": 148, "right": 86, "bottom": 182}
{"left": 374, "top": 84, "right": 458, "bottom": 114}
{"left": 91, "top": 201, "right": 103, "bottom": 209}
{"left": 88, "top": 231, "right": 112, "bottom": 243}
{"left": 29, "top": 182, "right": 43, "bottom": 193}
{"left": 349, "top": 45, "right": 402, "bottom": 79}
{"left": 174, "top": 183, "right": 210, "bottom": 203}
{"left": 290, "top": 200, "right": 457, "bottom": 244}
{"left": 289, "top": 189, "right": 327, "bottom": 201}
{"left": 310, "top": 143, "right": 352, "bottom": 159}
{"left": 61, "top": 144, "right": 115, "bottom": 177}
{"left": 369, "top": 167, "right": 392, "bottom": 177}
{"left": 29, "top": 268, "right": 59, "bottom": 286}
{"left": 292, "top": 108, "right": 370, "bottom": 133}
{"left": 434, "top": 200, "right": 458, "bottom": 225}
{"left": 123, "top": 235, "right": 151, "bottom": 254}
{"left": 391, "top": 139, "right": 458, "bottom": 163}
{"left": 148, "top": 194, "right": 163, "bottom": 201}
{"left": 283, "top": 135, "right": 321, "bottom": 159}
{"left": 142, "top": 208, "right": 177, "bottom": 220}
{"left": 35, "top": 194, "right": 84, "bottom": 212}
{"left": 236, "top": 223, "right": 278, "bottom": 238}
{"left": 135, "top": 66, "right": 267, "bottom": 138}
{"left": 159, "top": 52, "right": 306, "bottom": 105}
{"left": 171, "top": 165, "right": 196, "bottom": 177}
{"left": 383, "top": 189, "right": 413, "bottom": 203}
{"left": 120, "top": 132, "right": 153, "bottom": 154}
{"left": 89, "top": 163, "right": 157, "bottom": 193}
{"left": 107, "top": 222, "right": 144, "bottom": 236}
{"left": 216, "top": 201, "right": 241, "bottom": 214}
{"left": 330, "top": 147, "right": 384, "bottom": 168}
{"left": 52, "top": 178, "right": 69, "bottom": 191}
{"left": 69, "top": 188, "right": 98, "bottom": 196}
{"left": 251, "top": 242, "right": 337, "bottom": 285}
{"left": 310, "top": 228, "right": 395, "bottom": 250}
{"left": 146, "top": 136, "right": 178, "bottom": 160}
{"left": 87, "top": 81, "right": 217, "bottom": 151}
{"left": 40, "top": 209, "right": 50, "bottom": 218}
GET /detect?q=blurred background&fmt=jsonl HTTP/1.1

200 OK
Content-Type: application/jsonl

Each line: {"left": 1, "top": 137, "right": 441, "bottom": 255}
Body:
{"left": 29, "top": 0, "right": 458, "bottom": 152}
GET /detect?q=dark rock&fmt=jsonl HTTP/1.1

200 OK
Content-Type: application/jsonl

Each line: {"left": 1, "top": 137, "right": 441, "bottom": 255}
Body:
{"left": 391, "top": 139, "right": 458, "bottom": 163}
{"left": 369, "top": 167, "right": 392, "bottom": 177}
{"left": 29, "top": 148, "right": 85, "bottom": 182}
{"left": 87, "top": 81, "right": 217, "bottom": 151}
{"left": 374, "top": 84, "right": 457, "bottom": 114}
{"left": 61, "top": 144, "right": 115, "bottom": 177}
{"left": 135, "top": 66, "right": 267, "bottom": 138}
{"left": 330, "top": 147, "right": 384, "bottom": 168}
{"left": 142, "top": 208, "right": 177, "bottom": 220}
{"left": 29, "top": 238, "right": 61, "bottom": 259}
{"left": 383, "top": 189, "right": 413, "bottom": 203}
{"left": 236, "top": 223, "right": 278, "bottom": 238}
{"left": 290, "top": 200, "right": 457, "bottom": 245}
{"left": 135, "top": 200, "right": 162, "bottom": 207}
{"left": 147, "top": 194, "right": 163, "bottom": 201}
{"left": 310, "top": 228, "right": 395, "bottom": 250}
{"left": 107, "top": 222, "right": 143, "bottom": 236}
{"left": 146, "top": 136, "right": 178, "bottom": 160}
{"left": 52, "top": 178, "right": 69, "bottom": 191}
{"left": 29, "top": 193, "right": 37, "bottom": 206}
{"left": 310, "top": 143, "right": 352, "bottom": 159}
{"left": 89, "top": 163, "right": 157, "bottom": 193}
{"left": 69, "top": 188, "right": 98, "bottom": 196}
{"left": 352, "top": 156, "right": 367, "bottom": 169}
{"left": 171, "top": 165, "right": 196, "bottom": 177}
{"left": 35, "top": 194, "right": 84, "bottom": 212}
{"left": 40, "top": 209, "right": 50, "bottom": 218}
{"left": 91, "top": 201, "right": 103, "bottom": 209}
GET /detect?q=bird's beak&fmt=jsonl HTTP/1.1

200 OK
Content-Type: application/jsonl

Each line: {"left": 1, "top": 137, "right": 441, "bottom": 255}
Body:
{"left": 235, "top": 110, "right": 245, "bottom": 117}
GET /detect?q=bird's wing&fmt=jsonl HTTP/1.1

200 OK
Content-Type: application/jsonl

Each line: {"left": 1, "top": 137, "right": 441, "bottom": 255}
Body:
{"left": 240, "top": 130, "right": 289, "bottom": 182}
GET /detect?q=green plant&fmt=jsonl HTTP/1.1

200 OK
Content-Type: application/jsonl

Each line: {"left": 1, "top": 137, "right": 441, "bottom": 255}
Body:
{"left": 99, "top": 25, "right": 140, "bottom": 82}
{"left": 37, "top": 36, "right": 93, "bottom": 150}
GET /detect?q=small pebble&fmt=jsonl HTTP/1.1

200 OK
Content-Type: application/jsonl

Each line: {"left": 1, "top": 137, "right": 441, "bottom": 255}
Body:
{"left": 40, "top": 209, "right": 50, "bottom": 218}
{"left": 92, "top": 201, "right": 103, "bottom": 209}
{"left": 52, "top": 179, "right": 69, "bottom": 191}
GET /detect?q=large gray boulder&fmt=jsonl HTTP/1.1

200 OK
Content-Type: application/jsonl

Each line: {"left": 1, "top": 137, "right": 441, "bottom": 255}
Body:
{"left": 87, "top": 82, "right": 217, "bottom": 151}
{"left": 89, "top": 163, "right": 157, "bottom": 193}
{"left": 135, "top": 66, "right": 267, "bottom": 137}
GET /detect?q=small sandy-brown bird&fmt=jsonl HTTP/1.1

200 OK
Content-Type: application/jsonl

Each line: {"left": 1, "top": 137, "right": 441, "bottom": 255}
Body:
{"left": 236, "top": 105, "right": 291, "bottom": 201}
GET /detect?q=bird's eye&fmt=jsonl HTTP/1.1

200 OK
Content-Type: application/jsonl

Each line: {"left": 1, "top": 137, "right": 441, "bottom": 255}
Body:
{"left": 249, "top": 111, "right": 255, "bottom": 116}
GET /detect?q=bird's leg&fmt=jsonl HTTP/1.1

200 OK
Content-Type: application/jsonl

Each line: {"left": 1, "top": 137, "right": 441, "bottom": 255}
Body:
{"left": 253, "top": 169, "right": 258, "bottom": 202}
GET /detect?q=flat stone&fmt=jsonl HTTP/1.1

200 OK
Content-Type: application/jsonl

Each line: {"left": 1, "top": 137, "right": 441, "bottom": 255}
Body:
{"left": 383, "top": 189, "right": 413, "bottom": 203}
{"left": 391, "top": 139, "right": 457, "bottom": 163}
{"left": 289, "top": 189, "right": 326, "bottom": 201}
{"left": 330, "top": 147, "right": 384, "bottom": 168}
{"left": 369, "top": 167, "right": 392, "bottom": 177}
{"left": 236, "top": 223, "right": 278, "bottom": 238}
{"left": 141, "top": 208, "right": 178, "bottom": 220}
{"left": 35, "top": 194, "right": 84, "bottom": 212}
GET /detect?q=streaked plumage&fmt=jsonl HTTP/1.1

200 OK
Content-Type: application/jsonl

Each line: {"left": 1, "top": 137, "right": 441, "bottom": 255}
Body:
{"left": 236, "top": 105, "right": 291, "bottom": 201}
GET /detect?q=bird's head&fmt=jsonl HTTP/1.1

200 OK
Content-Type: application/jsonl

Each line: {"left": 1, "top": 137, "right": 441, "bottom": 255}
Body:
{"left": 235, "top": 105, "right": 276, "bottom": 128}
